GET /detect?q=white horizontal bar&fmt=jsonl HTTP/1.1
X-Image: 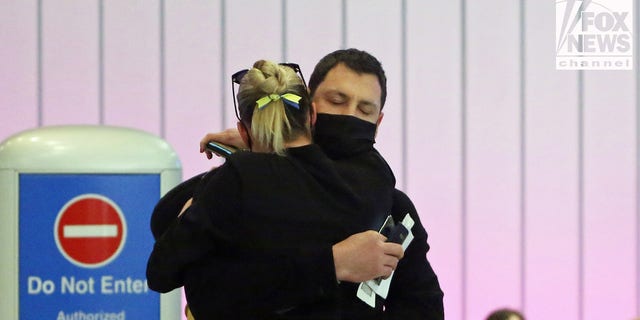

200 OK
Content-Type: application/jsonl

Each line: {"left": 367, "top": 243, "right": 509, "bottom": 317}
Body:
{"left": 63, "top": 225, "right": 118, "bottom": 238}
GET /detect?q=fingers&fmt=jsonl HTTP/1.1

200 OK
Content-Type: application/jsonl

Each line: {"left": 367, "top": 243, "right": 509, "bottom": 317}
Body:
{"left": 199, "top": 128, "right": 245, "bottom": 160}
{"left": 365, "top": 229, "right": 388, "bottom": 241}
{"left": 380, "top": 266, "right": 394, "bottom": 280}
{"left": 381, "top": 245, "right": 401, "bottom": 273}
{"left": 199, "top": 134, "right": 212, "bottom": 151}
{"left": 382, "top": 242, "right": 404, "bottom": 260}
{"left": 369, "top": 230, "right": 404, "bottom": 269}
{"left": 200, "top": 149, "right": 213, "bottom": 159}
{"left": 332, "top": 230, "right": 406, "bottom": 283}
{"left": 377, "top": 256, "right": 398, "bottom": 280}
{"left": 199, "top": 134, "right": 216, "bottom": 159}
{"left": 378, "top": 242, "right": 402, "bottom": 279}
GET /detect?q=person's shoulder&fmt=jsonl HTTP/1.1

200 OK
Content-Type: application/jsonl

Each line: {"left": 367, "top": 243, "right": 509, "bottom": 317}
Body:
{"left": 392, "top": 188, "right": 411, "bottom": 204}
{"left": 225, "top": 151, "right": 289, "bottom": 176}
{"left": 391, "top": 189, "right": 428, "bottom": 236}
{"left": 227, "top": 146, "right": 325, "bottom": 172}
{"left": 367, "top": 148, "right": 396, "bottom": 185}
{"left": 227, "top": 150, "right": 275, "bottom": 164}
{"left": 391, "top": 189, "right": 421, "bottom": 223}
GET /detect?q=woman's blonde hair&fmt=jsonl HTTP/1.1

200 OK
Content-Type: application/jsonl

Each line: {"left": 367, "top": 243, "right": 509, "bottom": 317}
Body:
{"left": 236, "top": 60, "right": 310, "bottom": 155}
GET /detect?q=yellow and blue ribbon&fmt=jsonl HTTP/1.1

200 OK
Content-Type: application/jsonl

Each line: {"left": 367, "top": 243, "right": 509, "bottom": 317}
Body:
{"left": 255, "top": 93, "right": 302, "bottom": 110}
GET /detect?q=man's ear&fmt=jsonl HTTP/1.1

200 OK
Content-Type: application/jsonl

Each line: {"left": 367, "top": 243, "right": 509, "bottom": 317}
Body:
{"left": 237, "top": 121, "right": 250, "bottom": 149}
{"left": 310, "top": 101, "right": 318, "bottom": 127}
{"left": 374, "top": 111, "right": 384, "bottom": 138}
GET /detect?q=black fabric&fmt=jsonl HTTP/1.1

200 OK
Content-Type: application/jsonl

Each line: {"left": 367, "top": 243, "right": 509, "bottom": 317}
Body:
{"left": 149, "top": 172, "right": 207, "bottom": 240}
{"left": 384, "top": 189, "right": 445, "bottom": 319}
{"left": 147, "top": 113, "right": 444, "bottom": 319}
{"left": 147, "top": 144, "right": 394, "bottom": 319}
{"left": 313, "top": 113, "right": 378, "bottom": 160}
{"left": 313, "top": 113, "right": 395, "bottom": 232}
{"left": 148, "top": 190, "right": 445, "bottom": 319}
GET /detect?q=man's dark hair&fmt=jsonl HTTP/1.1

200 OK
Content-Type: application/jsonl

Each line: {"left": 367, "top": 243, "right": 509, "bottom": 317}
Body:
{"left": 486, "top": 308, "right": 525, "bottom": 320}
{"left": 308, "top": 48, "right": 387, "bottom": 110}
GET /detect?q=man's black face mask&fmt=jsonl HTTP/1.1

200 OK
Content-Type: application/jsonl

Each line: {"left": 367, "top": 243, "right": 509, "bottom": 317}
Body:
{"left": 313, "top": 113, "right": 377, "bottom": 159}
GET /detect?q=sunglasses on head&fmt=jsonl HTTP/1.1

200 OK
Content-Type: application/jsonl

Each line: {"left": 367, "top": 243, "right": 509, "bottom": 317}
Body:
{"left": 231, "top": 63, "right": 307, "bottom": 120}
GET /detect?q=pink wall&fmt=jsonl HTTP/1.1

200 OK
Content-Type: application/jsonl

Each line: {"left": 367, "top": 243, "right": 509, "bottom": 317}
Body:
{"left": 1, "top": 1, "right": 638, "bottom": 319}
{"left": 524, "top": 2, "right": 581, "bottom": 319}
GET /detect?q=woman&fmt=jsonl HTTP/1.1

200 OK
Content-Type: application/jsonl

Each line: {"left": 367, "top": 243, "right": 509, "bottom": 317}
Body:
{"left": 146, "top": 60, "right": 395, "bottom": 319}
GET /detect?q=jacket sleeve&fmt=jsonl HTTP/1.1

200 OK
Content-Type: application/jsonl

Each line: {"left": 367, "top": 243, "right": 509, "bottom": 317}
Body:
{"left": 146, "top": 165, "right": 241, "bottom": 293}
{"left": 149, "top": 172, "right": 208, "bottom": 240}
{"left": 191, "top": 245, "right": 340, "bottom": 313}
{"left": 383, "top": 189, "right": 445, "bottom": 320}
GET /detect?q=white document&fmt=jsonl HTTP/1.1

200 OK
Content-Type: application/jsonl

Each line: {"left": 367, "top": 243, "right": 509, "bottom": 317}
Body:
{"left": 356, "top": 213, "right": 415, "bottom": 307}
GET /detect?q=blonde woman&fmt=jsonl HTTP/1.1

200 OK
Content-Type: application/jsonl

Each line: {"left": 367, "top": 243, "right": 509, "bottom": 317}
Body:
{"left": 147, "top": 60, "right": 400, "bottom": 319}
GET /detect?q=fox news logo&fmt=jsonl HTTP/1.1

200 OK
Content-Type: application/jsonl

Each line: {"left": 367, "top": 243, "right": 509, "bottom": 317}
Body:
{"left": 556, "top": 0, "right": 633, "bottom": 70}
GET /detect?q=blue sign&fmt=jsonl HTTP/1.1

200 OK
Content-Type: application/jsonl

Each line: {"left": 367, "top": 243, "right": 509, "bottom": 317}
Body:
{"left": 19, "top": 174, "right": 160, "bottom": 319}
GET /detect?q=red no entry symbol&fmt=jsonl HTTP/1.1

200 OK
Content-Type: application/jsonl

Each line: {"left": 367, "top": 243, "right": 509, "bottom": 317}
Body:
{"left": 54, "top": 194, "right": 127, "bottom": 268}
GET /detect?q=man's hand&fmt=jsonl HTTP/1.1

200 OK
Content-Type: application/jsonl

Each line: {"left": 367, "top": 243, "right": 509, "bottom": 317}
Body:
{"left": 332, "top": 230, "right": 404, "bottom": 283}
{"left": 199, "top": 128, "right": 246, "bottom": 159}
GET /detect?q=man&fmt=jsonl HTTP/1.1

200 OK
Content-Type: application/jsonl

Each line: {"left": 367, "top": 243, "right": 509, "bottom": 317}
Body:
{"left": 152, "top": 49, "right": 444, "bottom": 318}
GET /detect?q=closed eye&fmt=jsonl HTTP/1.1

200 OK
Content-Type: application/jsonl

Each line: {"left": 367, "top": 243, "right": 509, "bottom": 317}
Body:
{"left": 327, "top": 92, "right": 348, "bottom": 105}
{"left": 358, "top": 103, "right": 377, "bottom": 115}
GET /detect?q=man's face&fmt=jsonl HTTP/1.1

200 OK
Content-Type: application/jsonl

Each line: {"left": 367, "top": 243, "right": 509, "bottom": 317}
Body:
{"left": 312, "top": 63, "right": 383, "bottom": 125}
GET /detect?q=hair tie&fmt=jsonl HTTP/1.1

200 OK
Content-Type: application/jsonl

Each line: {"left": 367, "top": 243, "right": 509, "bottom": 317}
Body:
{"left": 255, "top": 93, "right": 302, "bottom": 110}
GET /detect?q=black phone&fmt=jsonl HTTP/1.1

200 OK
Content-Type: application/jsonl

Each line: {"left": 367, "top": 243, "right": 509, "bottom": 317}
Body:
{"left": 205, "top": 141, "right": 238, "bottom": 158}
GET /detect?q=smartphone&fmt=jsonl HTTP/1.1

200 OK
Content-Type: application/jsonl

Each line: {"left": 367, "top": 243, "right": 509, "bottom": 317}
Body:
{"left": 205, "top": 141, "right": 238, "bottom": 158}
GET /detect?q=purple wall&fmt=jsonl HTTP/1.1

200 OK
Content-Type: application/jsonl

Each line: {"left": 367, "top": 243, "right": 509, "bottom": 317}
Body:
{"left": 1, "top": 1, "right": 638, "bottom": 319}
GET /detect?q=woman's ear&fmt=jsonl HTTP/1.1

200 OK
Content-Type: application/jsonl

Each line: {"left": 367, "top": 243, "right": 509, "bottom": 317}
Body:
{"left": 237, "top": 122, "right": 250, "bottom": 150}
